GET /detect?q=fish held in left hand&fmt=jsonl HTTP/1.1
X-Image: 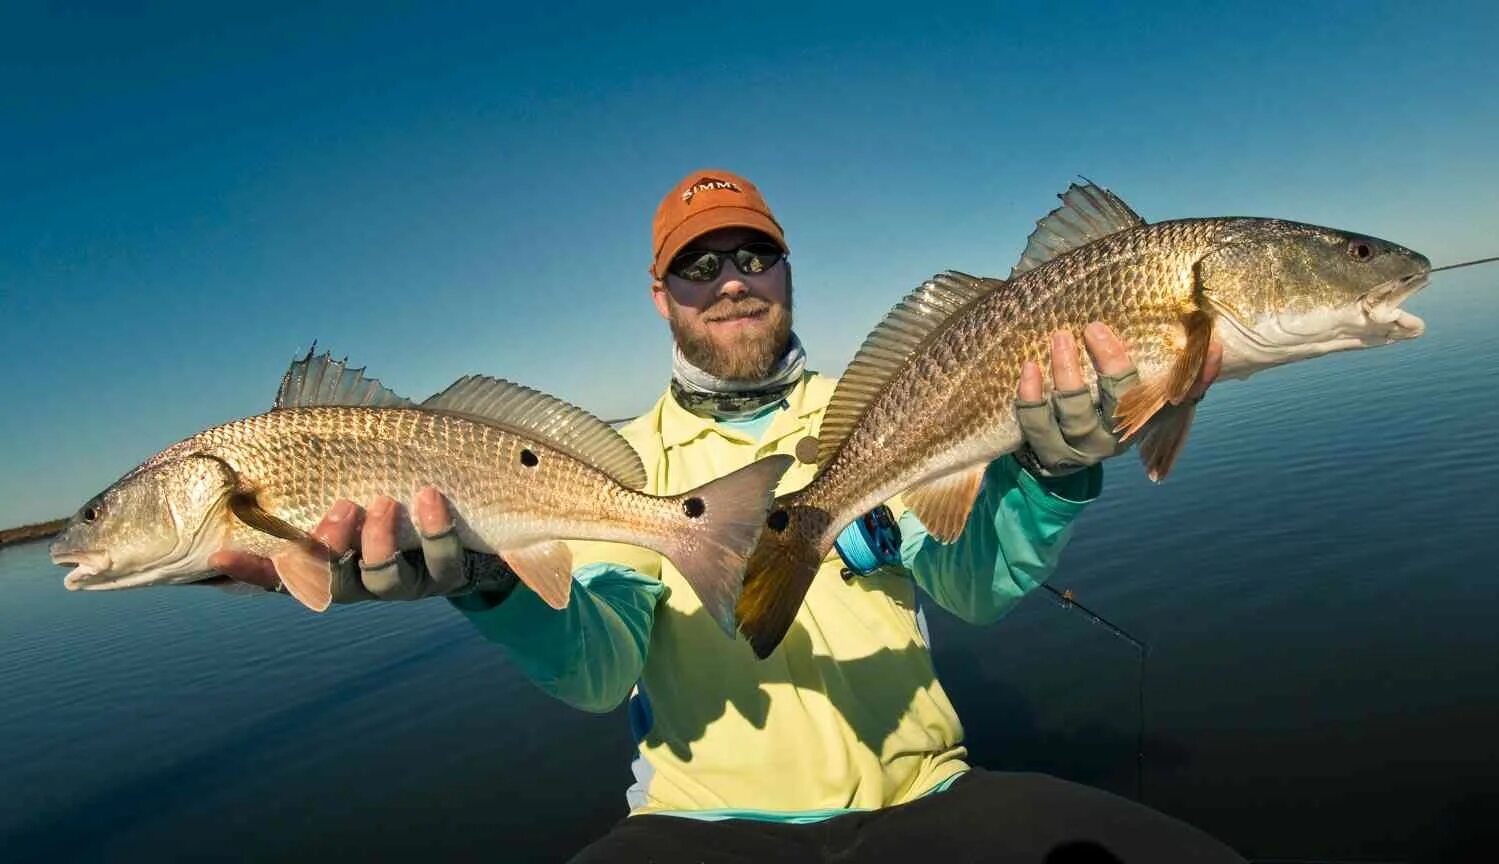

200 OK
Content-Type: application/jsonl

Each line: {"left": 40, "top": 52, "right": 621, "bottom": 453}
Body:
{"left": 49, "top": 352, "right": 793, "bottom": 636}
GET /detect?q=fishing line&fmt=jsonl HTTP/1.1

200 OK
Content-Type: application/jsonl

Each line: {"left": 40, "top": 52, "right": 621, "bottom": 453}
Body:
{"left": 1039, "top": 583, "right": 1150, "bottom": 803}
{"left": 1429, "top": 255, "right": 1499, "bottom": 273}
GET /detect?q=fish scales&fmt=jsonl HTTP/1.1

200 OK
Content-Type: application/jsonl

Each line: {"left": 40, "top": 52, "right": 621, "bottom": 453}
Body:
{"left": 809, "top": 221, "right": 1213, "bottom": 537}
{"left": 190, "top": 407, "right": 671, "bottom": 558}
{"left": 52, "top": 357, "right": 795, "bottom": 637}
{"left": 734, "top": 186, "right": 1430, "bottom": 658}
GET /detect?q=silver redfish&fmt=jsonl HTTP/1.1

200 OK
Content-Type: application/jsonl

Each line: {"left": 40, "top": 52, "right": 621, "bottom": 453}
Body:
{"left": 51, "top": 351, "right": 792, "bottom": 635}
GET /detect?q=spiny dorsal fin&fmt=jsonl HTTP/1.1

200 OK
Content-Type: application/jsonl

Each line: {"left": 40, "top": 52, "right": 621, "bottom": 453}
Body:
{"left": 274, "top": 347, "right": 415, "bottom": 410}
{"left": 1008, "top": 180, "right": 1146, "bottom": 278}
{"left": 423, "top": 376, "right": 647, "bottom": 490}
{"left": 817, "top": 271, "right": 998, "bottom": 466}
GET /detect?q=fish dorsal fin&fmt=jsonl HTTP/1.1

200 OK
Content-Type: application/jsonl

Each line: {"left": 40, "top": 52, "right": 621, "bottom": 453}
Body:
{"left": 274, "top": 347, "right": 415, "bottom": 410}
{"left": 423, "top": 376, "right": 648, "bottom": 490}
{"left": 818, "top": 271, "right": 997, "bottom": 466}
{"left": 1008, "top": 180, "right": 1146, "bottom": 278}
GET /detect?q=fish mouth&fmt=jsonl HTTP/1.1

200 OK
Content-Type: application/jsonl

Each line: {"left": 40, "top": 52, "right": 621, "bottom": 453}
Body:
{"left": 1208, "top": 267, "right": 1432, "bottom": 381}
{"left": 56, "top": 551, "right": 208, "bottom": 592}
{"left": 51, "top": 549, "right": 115, "bottom": 590}
{"left": 1360, "top": 271, "right": 1428, "bottom": 340}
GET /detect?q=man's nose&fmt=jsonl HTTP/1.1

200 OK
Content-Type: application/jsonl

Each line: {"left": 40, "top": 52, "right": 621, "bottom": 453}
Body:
{"left": 718, "top": 277, "right": 750, "bottom": 298}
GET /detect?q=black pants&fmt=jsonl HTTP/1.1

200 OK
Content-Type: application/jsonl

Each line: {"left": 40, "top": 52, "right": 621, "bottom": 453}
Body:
{"left": 570, "top": 769, "right": 1245, "bottom": 864}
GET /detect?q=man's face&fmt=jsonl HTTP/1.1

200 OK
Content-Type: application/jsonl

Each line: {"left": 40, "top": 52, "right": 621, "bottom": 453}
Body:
{"left": 653, "top": 227, "right": 793, "bottom": 381}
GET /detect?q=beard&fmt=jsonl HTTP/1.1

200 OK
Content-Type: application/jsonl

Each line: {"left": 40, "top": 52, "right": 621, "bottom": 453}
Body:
{"left": 668, "top": 278, "right": 794, "bottom": 381}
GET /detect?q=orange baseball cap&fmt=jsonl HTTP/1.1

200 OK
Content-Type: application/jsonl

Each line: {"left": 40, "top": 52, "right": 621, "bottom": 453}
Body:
{"left": 651, "top": 169, "right": 787, "bottom": 278}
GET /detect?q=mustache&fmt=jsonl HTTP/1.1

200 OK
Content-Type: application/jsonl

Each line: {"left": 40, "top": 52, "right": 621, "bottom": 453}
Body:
{"left": 704, "top": 300, "right": 773, "bottom": 323}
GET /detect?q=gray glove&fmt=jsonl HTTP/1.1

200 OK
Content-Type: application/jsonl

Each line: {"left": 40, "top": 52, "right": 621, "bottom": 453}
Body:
{"left": 1013, "top": 368, "right": 1140, "bottom": 478}
{"left": 327, "top": 527, "right": 518, "bottom": 604}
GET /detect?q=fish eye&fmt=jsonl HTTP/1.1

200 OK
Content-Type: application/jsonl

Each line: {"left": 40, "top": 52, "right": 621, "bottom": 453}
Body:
{"left": 83, "top": 505, "right": 99, "bottom": 523}
{"left": 1347, "top": 240, "right": 1377, "bottom": 262}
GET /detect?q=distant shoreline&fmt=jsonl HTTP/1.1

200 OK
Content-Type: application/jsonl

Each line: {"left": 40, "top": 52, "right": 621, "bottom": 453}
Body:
{"left": 0, "top": 518, "right": 66, "bottom": 548}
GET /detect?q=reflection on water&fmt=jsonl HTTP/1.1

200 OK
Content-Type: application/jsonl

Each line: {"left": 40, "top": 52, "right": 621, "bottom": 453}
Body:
{"left": 3, "top": 276, "right": 1496, "bottom": 863}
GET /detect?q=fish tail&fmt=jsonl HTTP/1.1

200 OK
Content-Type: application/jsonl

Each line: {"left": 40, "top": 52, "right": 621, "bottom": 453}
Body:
{"left": 660, "top": 454, "right": 795, "bottom": 639}
{"left": 734, "top": 501, "right": 829, "bottom": 659}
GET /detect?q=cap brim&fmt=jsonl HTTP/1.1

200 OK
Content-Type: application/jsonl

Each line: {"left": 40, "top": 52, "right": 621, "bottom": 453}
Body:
{"left": 653, "top": 207, "right": 787, "bottom": 278}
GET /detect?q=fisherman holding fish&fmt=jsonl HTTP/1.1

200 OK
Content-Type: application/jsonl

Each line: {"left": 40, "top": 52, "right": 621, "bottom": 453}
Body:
{"left": 208, "top": 169, "right": 1246, "bottom": 861}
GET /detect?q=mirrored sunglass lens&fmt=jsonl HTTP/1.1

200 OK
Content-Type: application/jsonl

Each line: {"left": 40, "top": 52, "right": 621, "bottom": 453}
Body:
{"left": 671, "top": 251, "right": 722, "bottom": 281}
{"left": 735, "top": 244, "right": 782, "bottom": 274}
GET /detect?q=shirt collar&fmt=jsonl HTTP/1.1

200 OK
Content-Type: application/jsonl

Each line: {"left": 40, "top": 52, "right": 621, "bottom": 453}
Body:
{"left": 658, "top": 372, "right": 825, "bottom": 450}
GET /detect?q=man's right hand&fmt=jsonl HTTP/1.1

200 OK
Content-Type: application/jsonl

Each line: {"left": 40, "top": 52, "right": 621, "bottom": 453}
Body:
{"left": 209, "top": 486, "right": 501, "bottom": 602}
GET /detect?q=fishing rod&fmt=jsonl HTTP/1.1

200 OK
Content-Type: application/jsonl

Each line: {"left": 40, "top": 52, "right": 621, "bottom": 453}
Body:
{"left": 1429, "top": 255, "right": 1499, "bottom": 273}
{"left": 1039, "top": 583, "right": 1150, "bottom": 803}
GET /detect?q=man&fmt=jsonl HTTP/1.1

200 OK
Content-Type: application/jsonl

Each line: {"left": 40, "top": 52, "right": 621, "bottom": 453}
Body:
{"left": 214, "top": 170, "right": 1241, "bottom": 861}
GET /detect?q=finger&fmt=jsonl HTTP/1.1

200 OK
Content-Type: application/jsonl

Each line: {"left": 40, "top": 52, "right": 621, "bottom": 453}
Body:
{"left": 360, "top": 553, "right": 426, "bottom": 600}
{"left": 1186, "top": 339, "right": 1224, "bottom": 401}
{"left": 1083, "top": 321, "right": 1134, "bottom": 378}
{"left": 1018, "top": 360, "right": 1044, "bottom": 403}
{"left": 1016, "top": 399, "right": 1079, "bottom": 470}
{"left": 1050, "top": 330, "right": 1083, "bottom": 392}
{"left": 329, "top": 549, "right": 376, "bottom": 604}
{"left": 208, "top": 550, "right": 281, "bottom": 590}
{"left": 1053, "top": 388, "right": 1119, "bottom": 460}
{"left": 1097, "top": 368, "right": 1141, "bottom": 440}
{"left": 414, "top": 485, "right": 453, "bottom": 536}
{"left": 361, "top": 496, "right": 400, "bottom": 566}
{"left": 310, "top": 499, "right": 361, "bottom": 555}
{"left": 414, "top": 486, "right": 468, "bottom": 596}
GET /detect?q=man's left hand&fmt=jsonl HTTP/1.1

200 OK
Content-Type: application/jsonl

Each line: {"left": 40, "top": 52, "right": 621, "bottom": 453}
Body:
{"left": 1013, "top": 322, "right": 1222, "bottom": 477}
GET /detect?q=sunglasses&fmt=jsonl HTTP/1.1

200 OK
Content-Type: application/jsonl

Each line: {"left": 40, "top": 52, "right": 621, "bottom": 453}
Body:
{"left": 667, "top": 241, "right": 785, "bottom": 282}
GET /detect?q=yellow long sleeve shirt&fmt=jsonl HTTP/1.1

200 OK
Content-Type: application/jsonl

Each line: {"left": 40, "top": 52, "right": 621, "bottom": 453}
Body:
{"left": 452, "top": 371, "right": 1101, "bottom": 818}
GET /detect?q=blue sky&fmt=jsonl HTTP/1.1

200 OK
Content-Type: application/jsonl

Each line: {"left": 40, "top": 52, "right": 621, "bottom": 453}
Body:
{"left": 2, "top": 0, "right": 1496, "bottom": 527}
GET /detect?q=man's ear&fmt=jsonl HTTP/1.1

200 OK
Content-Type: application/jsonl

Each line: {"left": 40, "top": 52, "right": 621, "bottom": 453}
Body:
{"left": 650, "top": 279, "right": 671, "bottom": 321}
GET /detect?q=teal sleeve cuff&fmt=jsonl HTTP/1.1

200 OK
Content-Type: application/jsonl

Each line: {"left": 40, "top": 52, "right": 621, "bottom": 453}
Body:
{"left": 451, "top": 562, "right": 665, "bottom": 713}
{"left": 1007, "top": 455, "right": 1103, "bottom": 513}
{"left": 900, "top": 455, "right": 1102, "bottom": 625}
{"left": 447, "top": 581, "right": 516, "bottom": 612}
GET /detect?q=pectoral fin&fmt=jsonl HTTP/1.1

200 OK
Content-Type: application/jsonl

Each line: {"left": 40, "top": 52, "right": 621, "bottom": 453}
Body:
{"left": 500, "top": 541, "right": 574, "bottom": 610}
{"left": 230, "top": 493, "right": 314, "bottom": 545}
{"left": 1112, "top": 309, "right": 1213, "bottom": 443}
{"left": 229, "top": 493, "right": 334, "bottom": 612}
{"left": 902, "top": 463, "right": 987, "bottom": 542}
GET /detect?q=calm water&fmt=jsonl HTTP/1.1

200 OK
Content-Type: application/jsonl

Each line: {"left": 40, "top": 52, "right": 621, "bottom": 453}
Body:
{"left": 4, "top": 276, "right": 1497, "bottom": 863}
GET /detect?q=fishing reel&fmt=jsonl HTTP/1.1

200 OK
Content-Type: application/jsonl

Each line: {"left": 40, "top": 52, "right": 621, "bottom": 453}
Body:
{"left": 834, "top": 504, "right": 903, "bottom": 579}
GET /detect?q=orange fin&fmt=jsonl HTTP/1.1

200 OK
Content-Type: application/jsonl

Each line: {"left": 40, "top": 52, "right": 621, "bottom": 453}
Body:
{"left": 229, "top": 492, "right": 311, "bottom": 545}
{"left": 1166, "top": 309, "right": 1214, "bottom": 403}
{"left": 270, "top": 545, "right": 334, "bottom": 612}
{"left": 1112, "top": 377, "right": 1170, "bottom": 442}
{"left": 500, "top": 541, "right": 573, "bottom": 610}
{"left": 1138, "top": 401, "right": 1198, "bottom": 482}
{"left": 1113, "top": 310, "right": 1214, "bottom": 442}
{"left": 902, "top": 464, "right": 987, "bottom": 542}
